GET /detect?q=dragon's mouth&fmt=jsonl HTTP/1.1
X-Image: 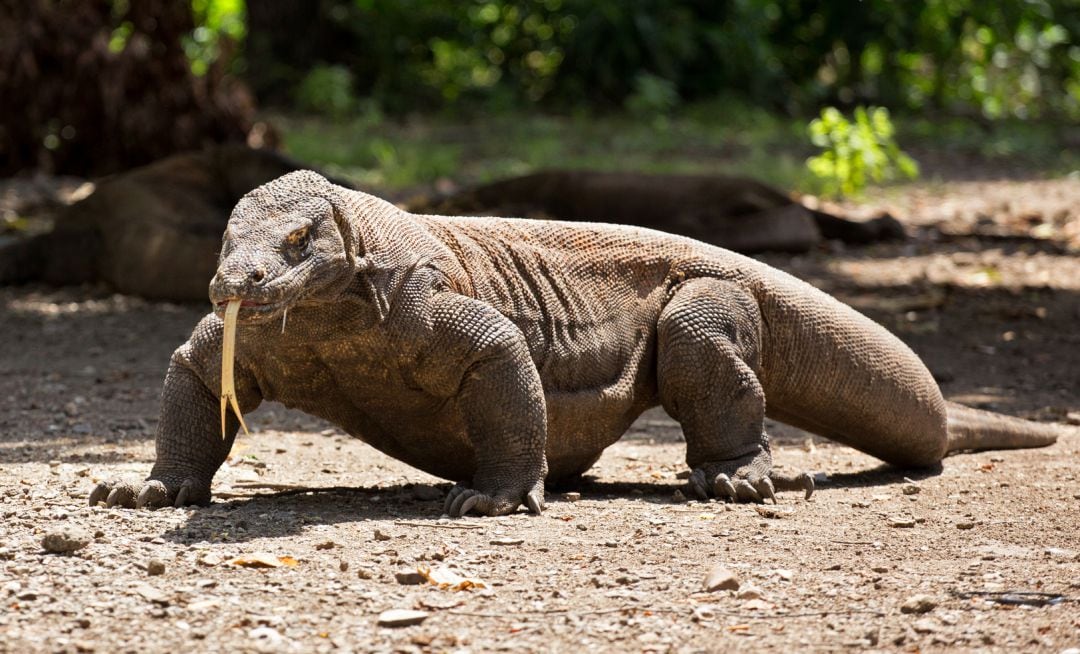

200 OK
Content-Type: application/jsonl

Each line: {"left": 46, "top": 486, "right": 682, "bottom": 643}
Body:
{"left": 213, "top": 298, "right": 286, "bottom": 322}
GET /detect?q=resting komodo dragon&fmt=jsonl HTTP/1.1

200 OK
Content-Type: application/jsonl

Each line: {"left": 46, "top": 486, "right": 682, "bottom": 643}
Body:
{"left": 90, "top": 171, "right": 1067, "bottom": 516}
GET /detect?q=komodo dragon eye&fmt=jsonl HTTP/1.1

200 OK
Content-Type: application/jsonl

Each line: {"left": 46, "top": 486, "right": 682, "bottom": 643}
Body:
{"left": 285, "top": 226, "right": 310, "bottom": 249}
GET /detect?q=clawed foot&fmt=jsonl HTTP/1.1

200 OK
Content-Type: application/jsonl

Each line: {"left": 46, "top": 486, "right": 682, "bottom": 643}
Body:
{"left": 688, "top": 460, "right": 814, "bottom": 504}
{"left": 88, "top": 477, "right": 210, "bottom": 509}
{"left": 443, "top": 481, "right": 545, "bottom": 517}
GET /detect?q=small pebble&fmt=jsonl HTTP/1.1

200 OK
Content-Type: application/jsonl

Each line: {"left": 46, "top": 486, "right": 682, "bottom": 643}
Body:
{"left": 561, "top": 492, "right": 581, "bottom": 502}
{"left": 955, "top": 521, "right": 975, "bottom": 530}
{"left": 490, "top": 538, "right": 524, "bottom": 546}
{"left": 394, "top": 570, "right": 426, "bottom": 585}
{"left": 41, "top": 528, "right": 91, "bottom": 553}
{"left": 887, "top": 516, "right": 916, "bottom": 528}
{"left": 901, "top": 484, "right": 921, "bottom": 495}
{"left": 900, "top": 594, "right": 937, "bottom": 614}
{"left": 737, "top": 585, "right": 764, "bottom": 600}
{"left": 377, "top": 609, "right": 429, "bottom": 627}
{"left": 339, "top": 560, "right": 349, "bottom": 572}
{"left": 147, "top": 559, "right": 166, "bottom": 576}
{"left": 315, "top": 540, "right": 335, "bottom": 550}
{"left": 702, "top": 565, "right": 740, "bottom": 592}
{"left": 373, "top": 529, "right": 392, "bottom": 541}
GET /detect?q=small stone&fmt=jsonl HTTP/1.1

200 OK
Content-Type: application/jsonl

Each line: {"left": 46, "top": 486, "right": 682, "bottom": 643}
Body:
{"left": 736, "top": 585, "right": 764, "bottom": 600}
{"left": 197, "top": 553, "right": 223, "bottom": 567}
{"left": 702, "top": 565, "right": 740, "bottom": 592}
{"left": 871, "top": 566, "right": 889, "bottom": 573}
{"left": 339, "top": 560, "right": 349, "bottom": 572}
{"left": 394, "top": 570, "right": 426, "bottom": 585}
{"left": 377, "top": 609, "right": 428, "bottom": 627}
{"left": 132, "top": 583, "right": 169, "bottom": 605}
{"left": 315, "top": 540, "right": 336, "bottom": 550}
{"left": 146, "top": 559, "right": 166, "bottom": 576}
{"left": 887, "top": 516, "right": 916, "bottom": 528}
{"left": 489, "top": 538, "right": 524, "bottom": 546}
{"left": 41, "top": 527, "right": 91, "bottom": 553}
{"left": 356, "top": 568, "right": 374, "bottom": 580}
{"left": 671, "top": 489, "right": 686, "bottom": 503}
{"left": 373, "top": 529, "right": 392, "bottom": 541}
{"left": 900, "top": 594, "right": 937, "bottom": 614}
{"left": 901, "top": 484, "right": 921, "bottom": 495}
{"left": 561, "top": 492, "right": 581, "bottom": 502}
{"left": 955, "top": 521, "right": 975, "bottom": 530}
{"left": 754, "top": 505, "right": 793, "bottom": 519}
{"left": 912, "top": 618, "right": 937, "bottom": 634}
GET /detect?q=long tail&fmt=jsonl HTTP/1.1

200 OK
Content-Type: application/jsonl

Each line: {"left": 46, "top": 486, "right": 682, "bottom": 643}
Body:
{"left": 946, "top": 402, "right": 1067, "bottom": 453}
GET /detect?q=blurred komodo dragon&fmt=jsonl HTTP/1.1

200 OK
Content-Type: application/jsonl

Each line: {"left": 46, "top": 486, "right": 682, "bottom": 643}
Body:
{"left": 2, "top": 159, "right": 901, "bottom": 301}
{"left": 89, "top": 171, "right": 1069, "bottom": 516}
{"left": 416, "top": 169, "right": 905, "bottom": 253}
{"left": 0, "top": 145, "right": 336, "bottom": 300}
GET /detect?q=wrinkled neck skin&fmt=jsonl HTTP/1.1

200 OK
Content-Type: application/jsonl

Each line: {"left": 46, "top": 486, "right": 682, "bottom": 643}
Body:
{"left": 230, "top": 188, "right": 453, "bottom": 345}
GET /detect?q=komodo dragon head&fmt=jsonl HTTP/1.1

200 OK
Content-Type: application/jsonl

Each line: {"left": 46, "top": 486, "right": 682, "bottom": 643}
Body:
{"left": 208, "top": 170, "right": 367, "bottom": 324}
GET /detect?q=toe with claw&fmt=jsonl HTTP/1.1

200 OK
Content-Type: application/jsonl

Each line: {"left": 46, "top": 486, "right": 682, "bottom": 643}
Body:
{"left": 443, "top": 480, "right": 545, "bottom": 517}
{"left": 89, "top": 477, "right": 210, "bottom": 509}
{"left": 687, "top": 459, "right": 813, "bottom": 504}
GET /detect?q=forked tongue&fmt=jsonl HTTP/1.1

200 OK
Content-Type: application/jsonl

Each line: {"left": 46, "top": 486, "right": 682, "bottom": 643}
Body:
{"left": 221, "top": 299, "right": 250, "bottom": 439}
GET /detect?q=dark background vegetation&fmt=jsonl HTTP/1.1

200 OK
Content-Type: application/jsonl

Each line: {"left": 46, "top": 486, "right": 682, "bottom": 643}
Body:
{"left": 1, "top": 0, "right": 1078, "bottom": 188}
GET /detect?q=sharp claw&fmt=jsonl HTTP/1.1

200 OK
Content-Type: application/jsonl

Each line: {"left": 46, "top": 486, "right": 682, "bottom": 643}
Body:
{"left": 136, "top": 486, "right": 154, "bottom": 509}
{"left": 689, "top": 471, "right": 711, "bottom": 501}
{"left": 448, "top": 490, "right": 472, "bottom": 517}
{"left": 442, "top": 485, "right": 461, "bottom": 514}
{"left": 800, "top": 473, "right": 815, "bottom": 500}
{"left": 735, "top": 479, "right": 761, "bottom": 503}
{"left": 174, "top": 484, "right": 190, "bottom": 508}
{"left": 758, "top": 477, "right": 776, "bottom": 504}
{"left": 458, "top": 494, "right": 481, "bottom": 516}
{"left": 105, "top": 488, "right": 122, "bottom": 508}
{"left": 714, "top": 474, "right": 738, "bottom": 501}
{"left": 526, "top": 490, "right": 544, "bottom": 515}
{"left": 88, "top": 484, "right": 110, "bottom": 507}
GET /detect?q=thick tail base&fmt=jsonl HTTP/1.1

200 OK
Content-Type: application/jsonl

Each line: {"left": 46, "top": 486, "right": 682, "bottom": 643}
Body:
{"left": 946, "top": 402, "right": 1064, "bottom": 453}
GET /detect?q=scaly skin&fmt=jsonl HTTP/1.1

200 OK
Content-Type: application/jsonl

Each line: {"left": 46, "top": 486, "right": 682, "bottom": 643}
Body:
{"left": 90, "top": 171, "right": 1069, "bottom": 516}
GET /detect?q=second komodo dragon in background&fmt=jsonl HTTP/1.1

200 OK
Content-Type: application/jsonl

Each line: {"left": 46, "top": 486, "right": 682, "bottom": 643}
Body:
{"left": 90, "top": 171, "right": 1068, "bottom": 516}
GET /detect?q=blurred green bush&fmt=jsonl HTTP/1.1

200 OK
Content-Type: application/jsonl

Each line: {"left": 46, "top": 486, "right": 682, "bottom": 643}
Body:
{"left": 220, "top": 0, "right": 1080, "bottom": 121}
{"left": 806, "top": 107, "right": 919, "bottom": 197}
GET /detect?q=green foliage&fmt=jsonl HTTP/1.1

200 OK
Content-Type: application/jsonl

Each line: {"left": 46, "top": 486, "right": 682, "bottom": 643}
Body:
{"left": 295, "top": 65, "right": 358, "bottom": 118}
{"left": 185, "top": 0, "right": 245, "bottom": 76}
{"left": 806, "top": 107, "right": 919, "bottom": 197}
{"left": 249, "top": 0, "right": 1080, "bottom": 121}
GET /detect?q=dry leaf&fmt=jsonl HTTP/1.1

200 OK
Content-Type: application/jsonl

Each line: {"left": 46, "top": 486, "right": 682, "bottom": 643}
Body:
{"left": 418, "top": 565, "right": 486, "bottom": 591}
{"left": 230, "top": 552, "right": 297, "bottom": 568}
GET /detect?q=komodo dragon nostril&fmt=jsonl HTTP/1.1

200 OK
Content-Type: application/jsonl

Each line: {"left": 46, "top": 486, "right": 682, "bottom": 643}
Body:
{"left": 250, "top": 268, "right": 265, "bottom": 283}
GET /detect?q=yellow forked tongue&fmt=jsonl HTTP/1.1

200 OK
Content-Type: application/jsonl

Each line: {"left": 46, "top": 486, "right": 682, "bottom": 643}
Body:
{"left": 220, "top": 299, "right": 250, "bottom": 439}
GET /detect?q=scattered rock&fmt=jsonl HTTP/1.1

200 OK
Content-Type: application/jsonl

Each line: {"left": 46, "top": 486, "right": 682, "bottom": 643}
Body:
{"left": 339, "top": 559, "right": 349, "bottom": 572}
{"left": 146, "top": 559, "right": 166, "bottom": 576}
{"left": 912, "top": 618, "right": 937, "bottom": 634}
{"left": 41, "top": 527, "right": 90, "bottom": 553}
{"left": 132, "top": 583, "right": 169, "bottom": 605}
{"left": 955, "top": 521, "right": 975, "bottom": 530}
{"left": 373, "top": 529, "right": 392, "bottom": 542}
{"left": 887, "top": 516, "right": 916, "bottom": 528}
{"left": 490, "top": 538, "right": 524, "bottom": 546}
{"left": 901, "top": 484, "right": 921, "bottom": 495}
{"left": 394, "top": 570, "right": 427, "bottom": 585}
{"left": 197, "top": 553, "right": 223, "bottom": 567}
{"left": 702, "top": 565, "right": 740, "bottom": 592}
{"left": 315, "top": 540, "right": 336, "bottom": 550}
{"left": 377, "top": 609, "right": 429, "bottom": 627}
{"left": 900, "top": 594, "right": 937, "bottom": 614}
{"left": 671, "top": 489, "right": 686, "bottom": 503}
{"left": 737, "top": 585, "right": 764, "bottom": 600}
{"left": 754, "top": 505, "right": 793, "bottom": 519}
{"left": 561, "top": 492, "right": 581, "bottom": 502}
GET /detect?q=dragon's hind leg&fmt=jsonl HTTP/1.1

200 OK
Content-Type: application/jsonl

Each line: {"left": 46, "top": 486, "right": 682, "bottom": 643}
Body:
{"left": 657, "top": 278, "right": 812, "bottom": 502}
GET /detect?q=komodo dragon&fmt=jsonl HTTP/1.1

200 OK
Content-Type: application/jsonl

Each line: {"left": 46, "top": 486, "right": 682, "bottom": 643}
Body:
{"left": 416, "top": 170, "right": 905, "bottom": 252}
{"left": 90, "top": 171, "right": 1067, "bottom": 516}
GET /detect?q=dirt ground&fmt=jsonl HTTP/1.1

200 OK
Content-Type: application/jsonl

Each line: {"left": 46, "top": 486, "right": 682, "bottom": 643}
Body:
{"left": 1, "top": 178, "right": 1079, "bottom": 653}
